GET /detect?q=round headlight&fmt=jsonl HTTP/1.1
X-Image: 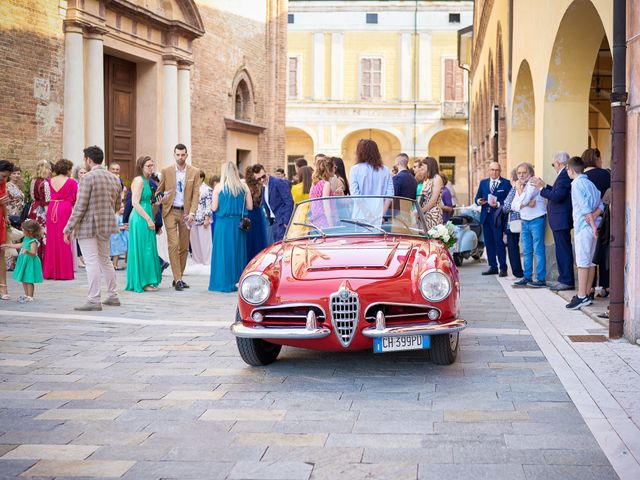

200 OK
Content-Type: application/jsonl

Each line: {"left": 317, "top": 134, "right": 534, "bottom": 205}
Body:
{"left": 239, "top": 273, "right": 271, "bottom": 305}
{"left": 419, "top": 271, "right": 451, "bottom": 302}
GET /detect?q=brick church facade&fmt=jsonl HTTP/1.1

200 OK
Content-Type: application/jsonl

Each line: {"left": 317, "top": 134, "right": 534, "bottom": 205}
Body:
{"left": 0, "top": 0, "right": 287, "bottom": 180}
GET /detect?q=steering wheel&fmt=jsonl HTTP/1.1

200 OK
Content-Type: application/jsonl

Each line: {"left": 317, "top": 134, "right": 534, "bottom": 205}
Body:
{"left": 367, "top": 215, "right": 413, "bottom": 232}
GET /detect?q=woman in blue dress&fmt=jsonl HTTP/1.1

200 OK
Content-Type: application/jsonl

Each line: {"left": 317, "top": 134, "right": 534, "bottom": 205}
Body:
{"left": 244, "top": 165, "right": 269, "bottom": 261}
{"left": 208, "top": 162, "right": 253, "bottom": 292}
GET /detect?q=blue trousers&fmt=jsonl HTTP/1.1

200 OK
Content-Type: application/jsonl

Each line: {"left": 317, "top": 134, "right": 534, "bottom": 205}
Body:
{"left": 483, "top": 216, "right": 507, "bottom": 271}
{"left": 521, "top": 215, "right": 547, "bottom": 281}
{"left": 552, "top": 228, "right": 574, "bottom": 286}
{"left": 506, "top": 230, "right": 524, "bottom": 278}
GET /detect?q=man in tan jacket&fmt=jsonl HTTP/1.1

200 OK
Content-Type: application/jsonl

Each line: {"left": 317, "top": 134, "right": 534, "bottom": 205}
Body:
{"left": 64, "top": 146, "right": 122, "bottom": 311}
{"left": 155, "top": 143, "right": 201, "bottom": 290}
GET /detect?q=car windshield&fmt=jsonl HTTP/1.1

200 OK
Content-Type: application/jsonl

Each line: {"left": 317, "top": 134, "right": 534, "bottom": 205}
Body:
{"left": 285, "top": 196, "right": 428, "bottom": 240}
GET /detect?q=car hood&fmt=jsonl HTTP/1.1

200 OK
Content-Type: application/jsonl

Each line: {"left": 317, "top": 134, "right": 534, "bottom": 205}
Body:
{"left": 290, "top": 237, "right": 415, "bottom": 280}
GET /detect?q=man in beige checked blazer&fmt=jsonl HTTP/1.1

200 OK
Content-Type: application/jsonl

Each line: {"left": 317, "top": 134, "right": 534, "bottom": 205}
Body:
{"left": 64, "top": 146, "right": 122, "bottom": 311}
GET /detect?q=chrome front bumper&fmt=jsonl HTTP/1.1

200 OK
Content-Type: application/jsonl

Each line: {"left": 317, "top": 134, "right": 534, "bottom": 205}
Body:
{"left": 230, "top": 323, "right": 331, "bottom": 339}
{"left": 362, "top": 314, "right": 466, "bottom": 338}
{"left": 231, "top": 308, "right": 466, "bottom": 340}
{"left": 231, "top": 309, "right": 331, "bottom": 339}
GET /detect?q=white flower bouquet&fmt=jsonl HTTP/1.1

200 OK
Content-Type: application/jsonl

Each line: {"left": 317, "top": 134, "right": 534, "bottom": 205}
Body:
{"left": 426, "top": 221, "right": 457, "bottom": 249}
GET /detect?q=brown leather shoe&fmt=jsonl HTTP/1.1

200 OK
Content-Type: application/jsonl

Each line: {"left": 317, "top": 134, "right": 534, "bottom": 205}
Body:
{"left": 74, "top": 302, "right": 102, "bottom": 311}
{"left": 103, "top": 297, "right": 121, "bottom": 306}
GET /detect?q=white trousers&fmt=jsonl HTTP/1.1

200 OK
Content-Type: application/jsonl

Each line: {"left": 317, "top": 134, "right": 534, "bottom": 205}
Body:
{"left": 78, "top": 236, "right": 118, "bottom": 304}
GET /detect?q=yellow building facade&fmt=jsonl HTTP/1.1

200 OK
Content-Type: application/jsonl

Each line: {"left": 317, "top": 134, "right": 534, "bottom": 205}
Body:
{"left": 465, "top": 0, "right": 640, "bottom": 341}
{"left": 285, "top": 0, "right": 473, "bottom": 201}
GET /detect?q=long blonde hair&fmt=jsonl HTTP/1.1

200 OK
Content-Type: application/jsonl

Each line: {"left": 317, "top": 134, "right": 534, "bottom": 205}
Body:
{"left": 312, "top": 157, "right": 334, "bottom": 184}
{"left": 35, "top": 160, "right": 51, "bottom": 179}
{"left": 219, "top": 161, "right": 246, "bottom": 197}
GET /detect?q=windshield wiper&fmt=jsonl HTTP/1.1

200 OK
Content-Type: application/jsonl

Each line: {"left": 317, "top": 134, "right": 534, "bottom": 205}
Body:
{"left": 339, "top": 218, "right": 386, "bottom": 235}
{"left": 293, "top": 222, "right": 326, "bottom": 238}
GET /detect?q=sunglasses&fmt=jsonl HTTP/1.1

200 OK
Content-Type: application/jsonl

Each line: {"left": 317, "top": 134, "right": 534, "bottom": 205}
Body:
{"left": 256, "top": 174, "right": 267, "bottom": 181}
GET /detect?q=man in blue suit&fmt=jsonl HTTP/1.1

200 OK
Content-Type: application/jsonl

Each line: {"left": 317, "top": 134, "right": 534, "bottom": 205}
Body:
{"left": 252, "top": 164, "right": 294, "bottom": 242}
{"left": 475, "top": 162, "right": 510, "bottom": 276}
{"left": 531, "top": 151, "right": 574, "bottom": 291}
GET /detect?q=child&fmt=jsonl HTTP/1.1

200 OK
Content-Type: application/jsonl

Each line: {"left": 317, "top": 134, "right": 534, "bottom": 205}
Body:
{"left": 110, "top": 208, "right": 128, "bottom": 270}
{"left": 565, "top": 156, "right": 604, "bottom": 310}
{"left": 1, "top": 220, "right": 43, "bottom": 303}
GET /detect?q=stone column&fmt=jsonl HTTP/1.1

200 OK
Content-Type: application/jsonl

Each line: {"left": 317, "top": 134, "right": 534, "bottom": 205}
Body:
{"left": 419, "top": 33, "right": 432, "bottom": 101}
{"left": 177, "top": 61, "right": 192, "bottom": 159}
{"left": 400, "top": 33, "right": 412, "bottom": 101}
{"left": 312, "top": 32, "right": 325, "bottom": 100}
{"left": 162, "top": 56, "right": 179, "bottom": 167}
{"left": 331, "top": 33, "right": 344, "bottom": 100}
{"left": 62, "top": 21, "right": 85, "bottom": 165}
{"left": 85, "top": 26, "right": 108, "bottom": 150}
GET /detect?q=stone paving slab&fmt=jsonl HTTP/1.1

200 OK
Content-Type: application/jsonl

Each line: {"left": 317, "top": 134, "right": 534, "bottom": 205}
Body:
{"left": 0, "top": 263, "right": 622, "bottom": 479}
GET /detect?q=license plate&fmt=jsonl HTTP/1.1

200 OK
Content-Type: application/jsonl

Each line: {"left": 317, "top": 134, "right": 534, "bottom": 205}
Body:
{"left": 373, "top": 335, "right": 430, "bottom": 353}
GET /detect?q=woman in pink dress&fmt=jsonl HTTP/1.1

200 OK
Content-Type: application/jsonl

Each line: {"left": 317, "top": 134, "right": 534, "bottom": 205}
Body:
{"left": 309, "top": 157, "right": 336, "bottom": 228}
{"left": 43, "top": 159, "right": 77, "bottom": 280}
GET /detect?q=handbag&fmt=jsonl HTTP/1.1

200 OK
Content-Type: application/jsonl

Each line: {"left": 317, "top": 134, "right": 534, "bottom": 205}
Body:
{"left": 239, "top": 201, "right": 251, "bottom": 232}
{"left": 509, "top": 219, "right": 522, "bottom": 233}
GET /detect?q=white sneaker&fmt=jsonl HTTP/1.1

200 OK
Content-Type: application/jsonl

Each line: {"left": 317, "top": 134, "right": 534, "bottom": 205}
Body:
{"left": 18, "top": 296, "right": 33, "bottom": 304}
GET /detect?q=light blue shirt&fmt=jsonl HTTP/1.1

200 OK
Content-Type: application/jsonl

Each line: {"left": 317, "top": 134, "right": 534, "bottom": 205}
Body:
{"left": 349, "top": 163, "right": 394, "bottom": 196}
{"left": 571, "top": 174, "right": 604, "bottom": 234}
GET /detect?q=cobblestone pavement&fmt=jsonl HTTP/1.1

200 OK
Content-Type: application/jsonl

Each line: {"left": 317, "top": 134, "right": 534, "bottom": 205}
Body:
{"left": 0, "top": 263, "right": 618, "bottom": 479}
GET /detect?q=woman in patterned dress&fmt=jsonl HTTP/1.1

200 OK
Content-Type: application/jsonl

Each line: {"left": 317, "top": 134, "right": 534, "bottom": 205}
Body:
{"left": 27, "top": 160, "right": 51, "bottom": 260}
{"left": 190, "top": 170, "right": 214, "bottom": 265}
{"left": 5, "top": 167, "right": 25, "bottom": 271}
{"left": 418, "top": 156, "right": 444, "bottom": 230}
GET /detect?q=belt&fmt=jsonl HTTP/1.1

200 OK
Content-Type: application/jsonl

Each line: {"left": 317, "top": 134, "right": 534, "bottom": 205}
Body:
{"left": 50, "top": 200, "right": 62, "bottom": 224}
{"left": 173, "top": 206, "right": 184, "bottom": 210}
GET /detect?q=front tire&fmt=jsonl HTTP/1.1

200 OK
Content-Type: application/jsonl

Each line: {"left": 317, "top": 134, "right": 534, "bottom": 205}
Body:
{"left": 236, "top": 337, "right": 282, "bottom": 366}
{"left": 235, "top": 308, "right": 282, "bottom": 366}
{"left": 430, "top": 332, "right": 459, "bottom": 365}
{"left": 453, "top": 253, "right": 463, "bottom": 267}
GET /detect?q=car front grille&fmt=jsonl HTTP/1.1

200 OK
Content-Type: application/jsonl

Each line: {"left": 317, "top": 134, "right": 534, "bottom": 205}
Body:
{"left": 329, "top": 287, "right": 359, "bottom": 347}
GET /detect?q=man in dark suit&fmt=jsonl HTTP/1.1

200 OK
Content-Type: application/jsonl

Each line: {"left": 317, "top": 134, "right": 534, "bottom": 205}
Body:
{"left": 475, "top": 162, "right": 510, "bottom": 276}
{"left": 531, "top": 151, "right": 574, "bottom": 291}
{"left": 392, "top": 153, "right": 418, "bottom": 200}
{"left": 252, "top": 164, "right": 294, "bottom": 242}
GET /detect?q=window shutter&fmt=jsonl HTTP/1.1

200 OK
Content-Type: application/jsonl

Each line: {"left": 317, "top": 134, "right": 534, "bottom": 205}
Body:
{"left": 288, "top": 57, "right": 298, "bottom": 98}
{"left": 444, "top": 59, "right": 454, "bottom": 101}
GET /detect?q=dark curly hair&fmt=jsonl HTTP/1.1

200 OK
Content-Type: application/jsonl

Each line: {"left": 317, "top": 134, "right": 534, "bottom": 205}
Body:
{"left": 53, "top": 158, "right": 74, "bottom": 176}
{"left": 356, "top": 139, "right": 383, "bottom": 170}
{"left": 245, "top": 165, "right": 263, "bottom": 205}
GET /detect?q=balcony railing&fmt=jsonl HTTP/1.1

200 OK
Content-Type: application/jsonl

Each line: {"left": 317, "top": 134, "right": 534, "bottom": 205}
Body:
{"left": 442, "top": 101, "right": 468, "bottom": 119}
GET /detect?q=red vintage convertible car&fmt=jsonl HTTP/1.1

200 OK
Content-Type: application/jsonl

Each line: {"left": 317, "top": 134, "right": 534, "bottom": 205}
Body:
{"left": 231, "top": 196, "right": 465, "bottom": 366}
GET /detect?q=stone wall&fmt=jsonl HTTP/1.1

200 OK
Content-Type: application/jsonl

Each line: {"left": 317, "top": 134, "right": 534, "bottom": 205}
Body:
{"left": 191, "top": 0, "right": 286, "bottom": 177}
{"left": 0, "top": 0, "right": 65, "bottom": 171}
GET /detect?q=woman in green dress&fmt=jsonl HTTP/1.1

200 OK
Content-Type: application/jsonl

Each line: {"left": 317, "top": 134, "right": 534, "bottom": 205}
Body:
{"left": 126, "top": 156, "right": 162, "bottom": 293}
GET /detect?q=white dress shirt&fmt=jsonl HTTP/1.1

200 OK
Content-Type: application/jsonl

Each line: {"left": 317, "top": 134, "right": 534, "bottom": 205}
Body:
{"left": 173, "top": 167, "right": 186, "bottom": 208}
{"left": 512, "top": 181, "right": 547, "bottom": 220}
{"left": 264, "top": 180, "right": 274, "bottom": 220}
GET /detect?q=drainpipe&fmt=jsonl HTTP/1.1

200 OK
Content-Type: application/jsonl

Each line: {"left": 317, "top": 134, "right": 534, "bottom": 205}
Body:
{"left": 412, "top": 0, "right": 418, "bottom": 160}
{"left": 609, "top": 0, "right": 627, "bottom": 339}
